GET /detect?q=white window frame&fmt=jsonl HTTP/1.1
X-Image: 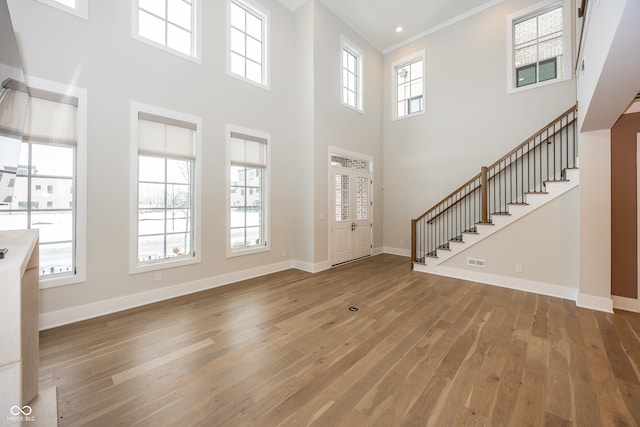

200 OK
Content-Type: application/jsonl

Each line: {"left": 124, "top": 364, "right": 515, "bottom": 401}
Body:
{"left": 36, "top": 0, "right": 88, "bottom": 19}
{"left": 24, "top": 76, "right": 87, "bottom": 289}
{"left": 506, "top": 0, "right": 572, "bottom": 93}
{"left": 225, "top": 124, "right": 270, "bottom": 257}
{"left": 131, "top": 0, "right": 202, "bottom": 64}
{"left": 341, "top": 36, "right": 364, "bottom": 113}
{"left": 129, "top": 101, "right": 202, "bottom": 274}
{"left": 392, "top": 51, "right": 426, "bottom": 121}
{"left": 226, "top": 0, "right": 271, "bottom": 90}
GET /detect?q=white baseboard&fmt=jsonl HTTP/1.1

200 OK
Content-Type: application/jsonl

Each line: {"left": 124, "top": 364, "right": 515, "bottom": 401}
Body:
{"left": 383, "top": 246, "right": 411, "bottom": 257}
{"left": 576, "top": 292, "right": 614, "bottom": 313}
{"left": 293, "top": 259, "right": 331, "bottom": 273}
{"left": 372, "top": 246, "right": 384, "bottom": 256}
{"left": 40, "top": 260, "right": 295, "bottom": 330}
{"left": 612, "top": 295, "right": 640, "bottom": 313}
{"left": 419, "top": 265, "right": 578, "bottom": 301}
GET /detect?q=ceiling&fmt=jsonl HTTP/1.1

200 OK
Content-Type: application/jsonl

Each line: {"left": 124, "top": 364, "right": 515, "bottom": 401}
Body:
{"left": 278, "top": 0, "right": 504, "bottom": 53}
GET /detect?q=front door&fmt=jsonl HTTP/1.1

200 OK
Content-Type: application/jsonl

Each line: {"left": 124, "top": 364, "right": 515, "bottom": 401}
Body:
{"left": 331, "top": 167, "right": 371, "bottom": 265}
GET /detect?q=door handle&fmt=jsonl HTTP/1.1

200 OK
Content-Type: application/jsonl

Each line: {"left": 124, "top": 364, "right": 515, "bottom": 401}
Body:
{"left": 351, "top": 222, "right": 357, "bottom": 231}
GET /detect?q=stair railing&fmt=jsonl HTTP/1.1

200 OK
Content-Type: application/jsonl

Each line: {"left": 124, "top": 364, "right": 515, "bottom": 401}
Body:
{"left": 411, "top": 104, "right": 578, "bottom": 267}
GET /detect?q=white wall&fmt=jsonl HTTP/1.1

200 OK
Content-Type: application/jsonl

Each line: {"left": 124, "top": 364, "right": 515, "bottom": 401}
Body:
{"left": 577, "top": 130, "right": 612, "bottom": 311}
{"left": 293, "top": 1, "right": 315, "bottom": 266}
{"left": 311, "top": 0, "right": 384, "bottom": 266}
{"left": 382, "top": 0, "right": 577, "bottom": 255}
{"left": 442, "top": 187, "right": 579, "bottom": 290}
{"left": 8, "top": 0, "right": 298, "bottom": 318}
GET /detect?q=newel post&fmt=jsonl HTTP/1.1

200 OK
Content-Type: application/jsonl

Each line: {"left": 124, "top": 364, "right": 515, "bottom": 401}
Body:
{"left": 481, "top": 166, "right": 488, "bottom": 224}
{"left": 411, "top": 219, "right": 416, "bottom": 269}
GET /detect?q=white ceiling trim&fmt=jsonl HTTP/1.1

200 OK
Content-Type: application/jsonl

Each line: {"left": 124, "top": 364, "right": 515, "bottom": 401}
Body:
{"left": 382, "top": 0, "right": 505, "bottom": 54}
{"left": 318, "top": 0, "right": 384, "bottom": 52}
{"left": 278, "top": 0, "right": 307, "bottom": 11}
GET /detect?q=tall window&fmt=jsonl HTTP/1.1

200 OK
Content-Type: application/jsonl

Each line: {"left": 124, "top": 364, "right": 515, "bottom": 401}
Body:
{"left": 227, "top": 126, "right": 269, "bottom": 256}
{"left": 393, "top": 53, "right": 425, "bottom": 120}
{"left": 0, "top": 80, "right": 85, "bottom": 285}
{"left": 135, "top": 0, "right": 199, "bottom": 60}
{"left": 36, "top": 0, "right": 88, "bottom": 19}
{"left": 228, "top": 0, "right": 269, "bottom": 87}
{"left": 508, "top": 0, "right": 570, "bottom": 91}
{"left": 131, "top": 104, "right": 201, "bottom": 273}
{"left": 341, "top": 37, "right": 363, "bottom": 112}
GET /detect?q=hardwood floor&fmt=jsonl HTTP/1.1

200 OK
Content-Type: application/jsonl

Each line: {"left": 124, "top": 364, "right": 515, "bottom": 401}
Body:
{"left": 39, "top": 255, "right": 640, "bottom": 426}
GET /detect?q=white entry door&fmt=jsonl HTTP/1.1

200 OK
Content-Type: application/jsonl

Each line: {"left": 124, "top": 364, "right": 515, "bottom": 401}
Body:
{"left": 331, "top": 167, "right": 372, "bottom": 265}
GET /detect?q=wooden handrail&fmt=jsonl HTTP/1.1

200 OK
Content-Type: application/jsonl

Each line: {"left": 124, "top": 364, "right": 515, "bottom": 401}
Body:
{"left": 488, "top": 118, "right": 577, "bottom": 177}
{"left": 487, "top": 105, "right": 577, "bottom": 171}
{"left": 413, "top": 173, "right": 481, "bottom": 223}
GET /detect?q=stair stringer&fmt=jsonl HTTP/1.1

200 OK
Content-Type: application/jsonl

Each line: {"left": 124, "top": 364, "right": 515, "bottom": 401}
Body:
{"left": 414, "top": 168, "right": 579, "bottom": 273}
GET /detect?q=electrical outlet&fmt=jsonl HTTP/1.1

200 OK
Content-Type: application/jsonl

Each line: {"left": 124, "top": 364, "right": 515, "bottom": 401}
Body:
{"left": 155, "top": 272, "right": 162, "bottom": 282}
{"left": 400, "top": 239, "right": 404, "bottom": 245}
{"left": 515, "top": 264, "right": 523, "bottom": 273}
{"left": 281, "top": 250, "right": 286, "bottom": 257}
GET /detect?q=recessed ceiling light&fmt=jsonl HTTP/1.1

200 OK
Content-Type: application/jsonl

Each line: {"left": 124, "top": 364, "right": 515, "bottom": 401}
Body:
{"left": 396, "top": 26, "right": 403, "bottom": 33}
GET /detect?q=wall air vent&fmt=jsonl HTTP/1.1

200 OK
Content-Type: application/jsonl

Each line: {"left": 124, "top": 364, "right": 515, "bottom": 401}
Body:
{"left": 467, "top": 258, "right": 485, "bottom": 268}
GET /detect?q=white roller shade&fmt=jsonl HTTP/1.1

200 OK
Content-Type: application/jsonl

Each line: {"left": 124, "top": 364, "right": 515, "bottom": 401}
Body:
{"left": 23, "top": 96, "right": 77, "bottom": 143}
{"left": 138, "top": 113, "right": 195, "bottom": 159}
{"left": 0, "top": 88, "right": 28, "bottom": 138}
{"left": 230, "top": 131, "right": 267, "bottom": 168}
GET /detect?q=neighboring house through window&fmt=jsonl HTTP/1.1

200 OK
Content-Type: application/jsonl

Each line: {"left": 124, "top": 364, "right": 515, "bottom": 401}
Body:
{"left": 508, "top": 0, "right": 571, "bottom": 92}
{"left": 130, "top": 102, "right": 202, "bottom": 273}
{"left": 228, "top": 0, "right": 269, "bottom": 88}
{"left": 0, "top": 78, "right": 88, "bottom": 288}
{"left": 341, "top": 36, "right": 363, "bottom": 112}
{"left": 134, "top": 0, "right": 201, "bottom": 62}
{"left": 226, "top": 125, "right": 269, "bottom": 256}
{"left": 393, "top": 52, "right": 425, "bottom": 120}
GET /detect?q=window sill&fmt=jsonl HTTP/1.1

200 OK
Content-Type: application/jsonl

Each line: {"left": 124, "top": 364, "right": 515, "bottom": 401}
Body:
{"left": 39, "top": 272, "right": 86, "bottom": 289}
{"left": 507, "top": 74, "right": 572, "bottom": 95}
{"left": 227, "top": 245, "right": 270, "bottom": 258}
{"left": 341, "top": 102, "right": 364, "bottom": 115}
{"left": 130, "top": 254, "right": 201, "bottom": 275}
{"left": 392, "top": 109, "right": 426, "bottom": 122}
{"left": 132, "top": 35, "right": 202, "bottom": 65}
{"left": 226, "top": 71, "right": 271, "bottom": 92}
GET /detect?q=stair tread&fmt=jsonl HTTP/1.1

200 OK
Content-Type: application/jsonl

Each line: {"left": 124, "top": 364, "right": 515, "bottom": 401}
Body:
{"left": 492, "top": 211, "right": 511, "bottom": 216}
{"left": 508, "top": 202, "right": 529, "bottom": 206}
{"left": 526, "top": 191, "right": 549, "bottom": 195}
{"left": 544, "top": 179, "right": 570, "bottom": 183}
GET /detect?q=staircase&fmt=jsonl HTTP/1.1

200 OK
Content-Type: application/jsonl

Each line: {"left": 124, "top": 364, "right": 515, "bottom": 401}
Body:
{"left": 411, "top": 104, "right": 578, "bottom": 271}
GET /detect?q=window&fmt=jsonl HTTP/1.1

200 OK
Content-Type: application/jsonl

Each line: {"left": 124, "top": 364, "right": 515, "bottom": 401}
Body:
{"left": 226, "top": 125, "right": 269, "bottom": 256}
{"left": 0, "top": 79, "right": 87, "bottom": 288}
{"left": 36, "top": 0, "right": 88, "bottom": 19}
{"left": 133, "top": 0, "right": 201, "bottom": 61}
{"left": 508, "top": 0, "right": 571, "bottom": 91}
{"left": 341, "top": 37, "right": 363, "bottom": 112}
{"left": 228, "top": 0, "right": 269, "bottom": 88}
{"left": 130, "top": 102, "right": 201, "bottom": 273}
{"left": 393, "top": 52, "right": 425, "bottom": 120}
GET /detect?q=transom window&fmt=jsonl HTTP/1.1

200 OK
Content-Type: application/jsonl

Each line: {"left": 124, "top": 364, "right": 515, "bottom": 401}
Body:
{"left": 341, "top": 37, "right": 363, "bottom": 111}
{"left": 514, "top": 5, "right": 563, "bottom": 87}
{"left": 131, "top": 103, "right": 201, "bottom": 273}
{"left": 508, "top": 0, "right": 570, "bottom": 92}
{"left": 394, "top": 54, "right": 425, "bottom": 120}
{"left": 135, "top": 0, "right": 199, "bottom": 60}
{"left": 227, "top": 126, "right": 269, "bottom": 256}
{"left": 228, "top": 0, "right": 269, "bottom": 87}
